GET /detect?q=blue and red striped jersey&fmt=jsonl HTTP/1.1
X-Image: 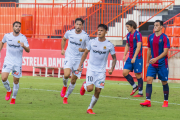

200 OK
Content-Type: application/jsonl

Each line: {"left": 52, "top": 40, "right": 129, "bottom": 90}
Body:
{"left": 148, "top": 33, "right": 170, "bottom": 68}
{"left": 126, "top": 30, "right": 142, "bottom": 59}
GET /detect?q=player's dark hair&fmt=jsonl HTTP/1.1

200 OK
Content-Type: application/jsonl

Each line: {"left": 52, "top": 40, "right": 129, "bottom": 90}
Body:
{"left": 155, "top": 20, "right": 163, "bottom": 26}
{"left": 75, "top": 18, "right": 84, "bottom": 25}
{"left": 126, "top": 20, "right": 137, "bottom": 29}
{"left": 13, "top": 21, "right": 21, "bottom": 27}
{"left": 98, "top": 24, "right": 108, "bottom": 31}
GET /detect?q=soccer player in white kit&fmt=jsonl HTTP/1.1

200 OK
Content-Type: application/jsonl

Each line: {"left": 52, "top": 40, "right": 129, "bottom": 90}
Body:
{"left": 77, "top": 24, "right": 117, "bottom": 114}
{"left": 60, "top": 18, "right": 90, "bottom": 104}
{"left": 0, "top": 21, "right": 30, "bottom": 104}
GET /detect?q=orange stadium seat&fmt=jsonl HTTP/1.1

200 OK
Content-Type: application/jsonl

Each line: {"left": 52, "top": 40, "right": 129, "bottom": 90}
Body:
{"left": 173, "top": 17, "right": 180, "bottom": 26}
{"left": 172, "top": 37, "right": 180, "bottom": 47}
{"left": 142, "top": 37, "right": 148, "bottom": 46}
{"left": 165, "top": 27, "right": 173, "bottom": 36}
{"left": 168, "top": 37, "right": 172, "bottom": 47}
{"left": 173, "top": 27, "right": 180, "bottom": 37}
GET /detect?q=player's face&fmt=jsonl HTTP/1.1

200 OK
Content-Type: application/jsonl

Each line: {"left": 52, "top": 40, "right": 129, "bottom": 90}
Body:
{"left": 97, "top": 27, "right": 107, "bottom": 38}
{"left": 75, "top": 21, "right": 83, "bottom": 33}
{"left": 154, "top": 22, "right": 162, "bottom": 32}
{"left": 126, "top": 25, "right": 134, "bottom": 33}
{"left": 13, "top": 23, "right": 21, "bottom": 34}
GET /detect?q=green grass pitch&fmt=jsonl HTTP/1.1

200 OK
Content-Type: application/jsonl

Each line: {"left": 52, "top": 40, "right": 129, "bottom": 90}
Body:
{"left": 0, "top": 75, "right": 180, "bottom": 120}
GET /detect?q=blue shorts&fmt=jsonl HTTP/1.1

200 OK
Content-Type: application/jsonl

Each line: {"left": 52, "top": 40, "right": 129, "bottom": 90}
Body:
{"left": 146, "top": 64, "right": 169, "bottom": 81}
{"left": 124, "top": 57, "right": 143, "bottom": 73}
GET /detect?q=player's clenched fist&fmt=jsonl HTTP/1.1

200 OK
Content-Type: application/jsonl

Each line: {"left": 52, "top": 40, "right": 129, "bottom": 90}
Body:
{"left": 77, "top": 66, "right": 82, "bottom": 72}
{"left": 79, "top": 48, "right": 83, "bottom": 52}
{"left": 20, "top": 42, "right": 24, "bottom": 47}
{"left": 61, "top": 50, "right": 65, "bottom": 55}
{"left": 108, "top": 69, "right": 113, "bottom": 75}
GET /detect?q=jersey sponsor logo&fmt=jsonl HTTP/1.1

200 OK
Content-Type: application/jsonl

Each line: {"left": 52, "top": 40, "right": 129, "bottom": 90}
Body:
{"left": 159, "top": 39, "right": 162, "bottom": 42}
{"left": 8, "top": 44, "right": 21, "bottom": 48}
{"left": 79, "top": 39, "right": 82, "bottom": 42}
{"left": 70, "top": 41, "right": 81, "bottom": 46}
{"left": 93, "top": 45, "right": 97, "bottom": 47}
{"left": 70, "top": 37, "right": 74, "bottom": 39}
{"left": 103, "top": 46, "right": 106, "bottom": 50}
{"left": 8, "top": 40, "right": 12, "bottom": 41}
{"left": 18, "top": 40, "right": 20, "bottom": 43}
{"left": 93, "top": 50, "right": 106, "bottom": 55}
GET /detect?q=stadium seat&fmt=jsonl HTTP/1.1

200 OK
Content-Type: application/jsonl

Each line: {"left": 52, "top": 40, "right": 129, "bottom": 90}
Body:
{"left": 173, "top": 27, "right": 180, "bottom": 37}
{"left": 172, "top": 37, "right": 179, "bottom": 47}
{"left": 173, "top": 17, "right": 180, "bottom": 26}
{"left": 168, "top": 37, "right": 172, "bottom": 47}
{"left": 165, "top": 27, "right": 173, "bottom": 37}
{"left": 142, "top": 37, "right": 148, "bottom": 46}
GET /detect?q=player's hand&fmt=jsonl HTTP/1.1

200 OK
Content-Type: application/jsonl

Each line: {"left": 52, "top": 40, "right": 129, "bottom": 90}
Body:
{"left": 77, "top": 66, "right": 82, "bottom": 72}
{"left": 146, "top": 62, "right": 149, "bottom": 68}
{"left": 131, "top": 57, "right": 136, "bottom": 63}
{"left": 123, "top": 56, "right": 126, "bottom": 62}
{"left": 149, "top": 58, "right": 157, "bottom": 64}
{"left": 20, "top": 42, "right": 24, "bottom": 48}
{"left": 79, "top": 48, "right": 83, "bottom": 52}
{"left": 108, "top": 69, "right": 113, "bottom": 75}
{"left": 61, "top": 50, "right": 65, "bottom": 55}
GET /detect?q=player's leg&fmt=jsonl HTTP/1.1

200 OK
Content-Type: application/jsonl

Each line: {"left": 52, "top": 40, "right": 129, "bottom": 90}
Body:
{"left": 133, "top": 58, "right": 143, "bottom": 97}
{"left": 123, "top": 58, "right": 138, "bottom": 95}
{"left": 61, "top": 58, "right": 72, "bottom": 97}
{"left": 1, "top": 64, "right": 12, "bottom": 101}
{"left": 158, "top": 66, "right": 169, "bottom": 107}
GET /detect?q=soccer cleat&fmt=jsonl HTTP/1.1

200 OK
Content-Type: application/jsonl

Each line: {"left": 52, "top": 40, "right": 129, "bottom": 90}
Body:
{"left": 162, "top": 101, "right": 168, "bottom": 107}
{"left": 5, "top": 90, "right": 12, "bottom": 101}
{"left": 87, "top": 109, "right": 95, "bottom": 114}
{"left": 133, "top": 94, "right": 143, "bottom": 97}
{"left": 60, "top": 86, "right": 67, "bottom": 98}
{"left": 63, "top": 97, "right": 68, "bottom": 104}
{"left": 140, "top": 100, "right": 151, "bottom": 107}
{"left": 80, "top": 81, "right": 86, "bottom": 96}
{"left": 10, "top": 98, "right": 15, "bottom": 104}
{"left": 130, "top": 87, "right": 138, "bottom": 96}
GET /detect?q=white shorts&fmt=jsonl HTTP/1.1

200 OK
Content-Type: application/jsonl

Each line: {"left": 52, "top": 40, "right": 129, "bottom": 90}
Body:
{"left": 86, "top": 69, "right": 106, "bottom": 89}
{"left": 64, "top": 58, "right": 82, "bottom": 78}
{"left": 2, "top": 63, "right": 22, "bottom": 78}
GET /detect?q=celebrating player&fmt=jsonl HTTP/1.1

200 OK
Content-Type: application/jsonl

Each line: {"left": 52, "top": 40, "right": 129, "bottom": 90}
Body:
{"left": 60, "top": 18, "right": 90, "bottom": 104}
{"left": 140, "top": 20, "right": 170, "bottom": 107}
{"left": 77, "top": 24, "right": 117, "bottom": 114}
{"left": 0, "top": 21, "right": 30, "bottom": 104}
{"left": 123, "top": 20, "right": 143, "bottom": 97}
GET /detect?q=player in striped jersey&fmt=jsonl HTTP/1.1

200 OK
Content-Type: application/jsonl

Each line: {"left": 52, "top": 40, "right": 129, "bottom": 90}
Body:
{"left": 0, "top": 21, "right": 30, "bottom": 104}
{"left": 140, "top": 20, "right": 170, "bottom": 107}
{"left": 60, "top": 18, "right": 90, "bottom": 104}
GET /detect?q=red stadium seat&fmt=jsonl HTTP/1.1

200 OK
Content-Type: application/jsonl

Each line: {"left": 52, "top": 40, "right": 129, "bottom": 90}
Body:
{"left": 174, "top": 17, "right": 180, "bottom": 26}
{"left": 173, "top": 27, "right": 180, "bottom": 37}
{"left": 165, "top": 27, "right": 173, "bottom": 37}
{"left": 172, "top": 37, "right": 179, "bottom": 47}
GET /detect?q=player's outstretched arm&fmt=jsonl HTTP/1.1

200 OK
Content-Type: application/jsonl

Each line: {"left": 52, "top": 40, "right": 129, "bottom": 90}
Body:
{"left": 0, "top": 42, "right": 4, "bottom": 52}
{"left": 131, "top": 42, "right": 141, "bottom": 63}
{"left": 108, "top": 54, "right": 117, "bottom": 75}
{"left": 149, "top": 48, "right": 169, "bottom": 64}
{"left": 61, "top": 37, "right": 67, "bottom": 55}
{"left": 123, "top": 43, "right": 129, "bottom": 62}
{"left": 77, "top": 49, "right": 90, "bottom": 72}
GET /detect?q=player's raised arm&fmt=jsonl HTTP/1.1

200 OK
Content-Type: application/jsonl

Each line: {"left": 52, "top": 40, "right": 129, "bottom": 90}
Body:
{"left": 77, "top": 48, "right": 90, "bottom": 72}
{"left": 123, "top": 43, "right": 129, "bottom": 62}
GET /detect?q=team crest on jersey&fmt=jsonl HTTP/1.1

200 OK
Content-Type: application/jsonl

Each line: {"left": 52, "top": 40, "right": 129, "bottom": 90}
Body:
{"left": 18, "top": 40, "right": 20, "bottom": 43}
{"left": 103, "top": 46, "right": 106, "bottom": 50}
{"left": 159, "top": 39, "right": 162, "bottom": 42}
{"left": 79, "top": 39, "right": 82, "bottom": 42}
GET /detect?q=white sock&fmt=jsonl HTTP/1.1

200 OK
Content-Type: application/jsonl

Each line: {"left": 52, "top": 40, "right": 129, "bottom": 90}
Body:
{"left": 63, "top": 77, "right": 68, "bottom": 87}
{"left": 88, "top": 95, "right": 98, "bottom": 110}
{"left": 84, "top": 83, "right": 87, "bottom": 91}
{"left": 12, "top": 83, "right": 19, "bottom": 99}
{"left": 64, "top": 83, "right": 75, "bottom": 98}
{"left": 2, "top": 80, "right": 11, "bottom": 92}
{"left": 138, "top": 91, "right": 143, "bottom": 94}
{"left": 132, "top": 83, "right": 137, "bottom": 89}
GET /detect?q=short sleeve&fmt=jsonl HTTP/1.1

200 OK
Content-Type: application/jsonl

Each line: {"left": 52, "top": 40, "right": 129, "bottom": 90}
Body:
{"left": 136, "top": 32, "right": 142, "bottom": 42}
{"left": 64, "top": 31, "right": 70, "bottom": 39}
{"left": 126, "top": 36, "right": 129, "bottom": 44}
{"left": 163, "top": 36, "right": 170, "bottom": 48}
{"left": 148, "top": 35, "right": 151, "bottom": 48}
{"left": 2, "top": 34, "right": 7, "bottom": 43}
{"left": 110, "top": 44, "right": 116, "bottom": 55}
{"left": 85, "top": 34, "right": 90, "bottom": 47}
{"left": 23, "top": 36, "right": 29, "bottom": 47}
{"left": 86, "top": 40, "right": 92, "bottom": 50}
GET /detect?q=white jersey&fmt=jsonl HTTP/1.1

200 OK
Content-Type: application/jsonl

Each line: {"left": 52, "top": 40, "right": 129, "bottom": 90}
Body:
{"left": 2, "top": 32, "right": 29, "bottom": 66}
{"left": 64, "top": 29, "right": 90, "bottom": 60}
{"left": 87, "top": 38, "right": 115, "bottom": 72}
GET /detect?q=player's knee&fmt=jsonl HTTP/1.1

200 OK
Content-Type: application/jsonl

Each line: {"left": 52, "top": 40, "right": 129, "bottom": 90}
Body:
{"left": 71, "top": 79, "right": 76, "bottom": 84}
{"left": 135, "top": 73, "right": 142, "bottom": 79}
{"left": 87, "top": 86, "right": 93, "bottom": 92}
{"left": 1, "top": 74, "right": 8, "bottom": 81}
{"left": 162, "top": 81, "right": 167, "bottom": 85}
{"left": 123, "top": 71, "right": 128, "bottom": 77}
{"left": 64, "top": 74, "right": 70, "bottom": 79}
{"left": 146, "top": 77, "right": 153, "bottom": 84}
